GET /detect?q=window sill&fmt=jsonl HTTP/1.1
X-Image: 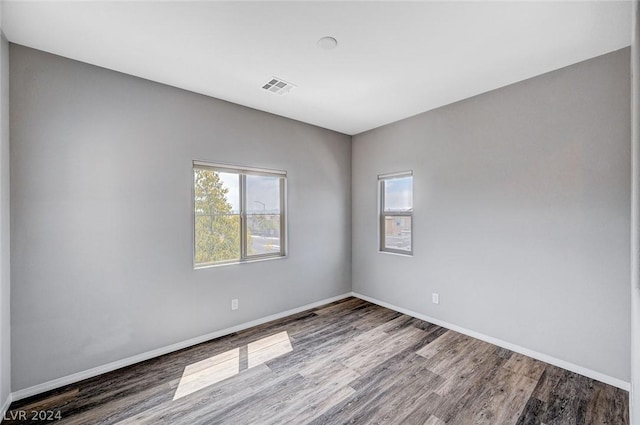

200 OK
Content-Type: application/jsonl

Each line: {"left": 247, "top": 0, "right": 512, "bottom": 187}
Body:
{"left": 194, "top": 255, "right": 287, "bottom": 270}
{"left": 378, "top": 250, "right": 413, "bottom": 257}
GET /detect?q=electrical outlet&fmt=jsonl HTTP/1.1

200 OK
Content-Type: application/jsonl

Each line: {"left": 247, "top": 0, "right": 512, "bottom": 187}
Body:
{"left": 432, "top": 293, "right": 439, "bottom": 305}
{"left": 231, "top": 298, "right": 239, "bottom": 310}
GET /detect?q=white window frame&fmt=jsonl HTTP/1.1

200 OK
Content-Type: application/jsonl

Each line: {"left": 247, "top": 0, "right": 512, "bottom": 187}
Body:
{"left": 193, "top": 160, "right": 287, "bottom": 268}
{"left": 379, "top": 171, "right": 413, "bottom": 256}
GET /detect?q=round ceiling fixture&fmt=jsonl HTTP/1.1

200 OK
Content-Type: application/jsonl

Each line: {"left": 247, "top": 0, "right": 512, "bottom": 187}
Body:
{"left": 317, "top": 36, "right": 338, "bottom": 50}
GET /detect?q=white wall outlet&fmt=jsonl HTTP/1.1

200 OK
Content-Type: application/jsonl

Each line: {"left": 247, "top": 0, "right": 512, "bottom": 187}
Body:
{"left": 231, "top": 298, "right": 239, "bottom": 310}
{"left": 432, "top": 293, "right": 440, "bottom": 305}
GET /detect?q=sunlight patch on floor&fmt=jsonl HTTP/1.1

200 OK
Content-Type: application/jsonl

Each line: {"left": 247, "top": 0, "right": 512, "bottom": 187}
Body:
{"left": 173, "top": 331, "right": 292, "bottom": 400}
{"left": 248, "top": 330, "right": 293, "bottom": 369}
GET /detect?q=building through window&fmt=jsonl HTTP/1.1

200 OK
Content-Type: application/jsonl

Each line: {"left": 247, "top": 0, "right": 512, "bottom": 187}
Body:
{"left": 379, "top": 171, "right": 413, "bottom": 255}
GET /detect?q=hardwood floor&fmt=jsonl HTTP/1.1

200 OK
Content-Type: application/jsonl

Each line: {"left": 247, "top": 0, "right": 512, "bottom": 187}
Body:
{"left": 5, "top": 298, "right": 629, "bottom": 424}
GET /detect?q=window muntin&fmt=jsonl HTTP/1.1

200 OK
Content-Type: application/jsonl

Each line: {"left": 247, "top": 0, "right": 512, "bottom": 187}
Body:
{"left": 194, "top": 162, "right": 286, "bottom": 268}
{"left": 379, "top": 172, "right": 413, "bottom": 255}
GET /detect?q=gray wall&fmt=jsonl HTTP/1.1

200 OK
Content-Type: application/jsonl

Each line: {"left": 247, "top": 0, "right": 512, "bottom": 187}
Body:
{"left": 8, "top": 41, "right": 631, "bottom": 393}
{"left": 352, "top": 48, "right": 631, "bottom": 382}
{"left": 0, "top": 32, "right": 10, "bottom": 406}
{"left": 10, "top": 45, "right": 351, "bottom": 391}
{"left": 631, "top": 0, "right": 639, "bottom": 421}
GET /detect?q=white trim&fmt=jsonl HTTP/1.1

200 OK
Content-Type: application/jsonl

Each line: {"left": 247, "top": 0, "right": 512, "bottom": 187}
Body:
{"left": 11, "top": 290, "right": 629, "bottom": 403}
{"left": 11, "top": 293, "right": 352, "bottom": 402}
{"left": 351, "top": 292, "right": 631, "bottom": 391}
{"left": 0, "top": 392, "right": 12, "bottom": 419}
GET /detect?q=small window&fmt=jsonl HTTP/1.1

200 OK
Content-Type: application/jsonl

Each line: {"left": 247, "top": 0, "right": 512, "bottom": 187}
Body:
{"left": 193, "top": 161, "right": 286, "bottom": 268}
{"left": 379, "top": 171, "right": 413, "bottom": 255}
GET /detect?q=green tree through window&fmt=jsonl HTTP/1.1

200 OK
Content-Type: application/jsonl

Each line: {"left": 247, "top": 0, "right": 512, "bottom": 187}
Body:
{"left": 193, "top": 162, "right": 286, "bottom": 267}
{"left": 194, "top": 169, "right": 241, "bottom": 264}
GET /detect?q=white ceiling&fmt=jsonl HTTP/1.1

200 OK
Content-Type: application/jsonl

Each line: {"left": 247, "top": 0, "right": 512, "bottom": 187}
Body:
{"left": 1, "top": 1, "right": 632, "bottom": 135}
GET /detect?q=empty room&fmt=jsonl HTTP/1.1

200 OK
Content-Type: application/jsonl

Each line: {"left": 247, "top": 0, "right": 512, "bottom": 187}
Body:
{"left": 0, "top": 0, "right": 639, "bottom": 424}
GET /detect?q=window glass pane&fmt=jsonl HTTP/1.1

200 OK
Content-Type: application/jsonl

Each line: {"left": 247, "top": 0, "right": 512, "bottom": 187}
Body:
{"left": 246, "top": 175, "right": 282, "bottom": 257}
{"left": 246, "top": 175, "right": 281, "bottom": 214}
{"left": 247, "top": 214, "right": 281, "bottom": 256}
{"left": 383, "top": 176, "right": 413, "bottom": 212}
{"left": 194, "top": 169, "right": 241, "bottom": 265}
{"left": 384, "top": 216, "right": 412, "bottom": 252}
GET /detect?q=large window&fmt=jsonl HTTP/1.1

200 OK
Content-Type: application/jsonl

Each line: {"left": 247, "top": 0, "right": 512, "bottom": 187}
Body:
{"left": 379, "top": 171, "right": 413, "bottom": 255}
{"left": 193, "top": 161, "right": 286, "bottom": 267}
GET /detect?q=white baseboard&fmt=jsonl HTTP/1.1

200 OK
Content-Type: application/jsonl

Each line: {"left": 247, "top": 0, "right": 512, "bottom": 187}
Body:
{"left": 351, "top": 292, "right": 631, "bottom": 391}
{"left": 11, "top": 290, "right": 629, "bottom": 403}
{"left": 11, "top": 292, "right": 352, "bottom": 402}
{"left": 0, "top": 392, "right": 12, "bottom": 419}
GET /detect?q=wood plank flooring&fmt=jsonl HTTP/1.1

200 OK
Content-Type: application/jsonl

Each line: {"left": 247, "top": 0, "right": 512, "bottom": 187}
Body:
{"left": 5, "top": 297, "right": 629, "bottom": 424}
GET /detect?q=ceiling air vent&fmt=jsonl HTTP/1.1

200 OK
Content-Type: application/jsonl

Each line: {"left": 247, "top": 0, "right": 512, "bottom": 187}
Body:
{"left": 262, "top": 77, "right": 297, "bottom": 95}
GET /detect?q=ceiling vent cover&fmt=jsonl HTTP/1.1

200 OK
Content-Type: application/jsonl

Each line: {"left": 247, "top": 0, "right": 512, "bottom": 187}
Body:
{"left": 262, "top": 77, "right": 297, "bottom": 95}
